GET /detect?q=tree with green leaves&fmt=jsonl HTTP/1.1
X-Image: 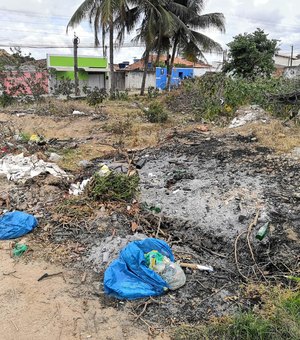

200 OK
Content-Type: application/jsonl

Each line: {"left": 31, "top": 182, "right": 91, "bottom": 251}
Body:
{"left": 223, "top": 28, "right": 278, "bottom": 79}
{"left": 128, "top": 0, "right": 179, "bottom": 95}
{"left": 166, "top": 0, "right": 225, "bottom": 90}
{"left": 67, "top": 0, "right": 129, "bottom": 91}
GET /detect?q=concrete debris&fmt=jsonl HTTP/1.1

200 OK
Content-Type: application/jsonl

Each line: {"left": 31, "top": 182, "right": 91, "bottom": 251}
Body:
{"left": 0, "top": 153, "right": 68, "bottom": 181}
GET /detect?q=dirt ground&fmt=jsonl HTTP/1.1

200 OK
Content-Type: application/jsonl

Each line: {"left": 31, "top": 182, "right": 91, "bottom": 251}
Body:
{"left": 0, "top": 103, "right": 299, "bottom": 339}
{"left": 0, "top": 244, "right": 168, "bottom": 340}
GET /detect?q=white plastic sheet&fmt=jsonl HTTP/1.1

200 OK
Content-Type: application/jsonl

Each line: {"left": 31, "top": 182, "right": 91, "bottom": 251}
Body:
{"left": 0, "top": 153, "right": 68, "bottom": 181}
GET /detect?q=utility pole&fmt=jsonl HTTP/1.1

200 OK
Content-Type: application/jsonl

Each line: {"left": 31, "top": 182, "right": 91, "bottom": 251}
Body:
{"left": 73, "top": 34, "right": 80, "bottom": 97}
{"left": 290, "top": 45, "right": 294, "bottom": 67}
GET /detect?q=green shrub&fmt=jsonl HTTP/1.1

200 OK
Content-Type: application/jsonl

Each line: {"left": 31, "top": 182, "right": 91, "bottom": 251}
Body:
{"left": 148, "top": 86, "right": 160, "bottom": 99}
{"left": 0, "top": 91, "right": 14, "bottom": 107}
{"left": 167, "top": 73, "right": 300, "bottom": 122}
{"left": 84, "top": 86, "right": 108, "bottom": 107}
{"left": 87, "top": 172, "right": 139, "bottom": 202}
{"left": 110, "top": 89, "right": 129, "bottom": 101}
{"left": 145, "top": 101, "right": 168, "bottom": 123}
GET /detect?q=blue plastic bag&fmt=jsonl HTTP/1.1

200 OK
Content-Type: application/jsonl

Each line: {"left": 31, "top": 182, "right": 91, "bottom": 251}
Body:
{"left": 104, "top": 238, "right": 175, "bottom": 300}
{"left": 0, "top": 211, "right": 38, "bottom": 240}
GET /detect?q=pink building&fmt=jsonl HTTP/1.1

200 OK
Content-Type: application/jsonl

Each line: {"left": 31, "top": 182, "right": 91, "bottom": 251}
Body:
{"left": 1, "top": 69, "right": 49, "bottom": 96}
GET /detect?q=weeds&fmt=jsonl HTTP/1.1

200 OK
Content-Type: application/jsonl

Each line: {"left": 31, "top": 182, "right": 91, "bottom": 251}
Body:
{"left": 148, "top": 86, "right": 160, "bottom": 99}
{"left": 145, "top": 101, "right": 168, "bottom": 123}
{"left": 167, "top": 73, "right": 300, "bottom": 122}
{"left": 0, "top": 91, "right": 14, "bottom": 107}
{"left": 110, "top": 89, "right": 129, "bottom": 101}
{"left": 83, "top": 86, "right": 108, "bottom": 110}
{"left": 87, "top": 172, "right": 139, "bottom": 202}
{"left": 172, "top": 286, "right": 300, "bottom": 340}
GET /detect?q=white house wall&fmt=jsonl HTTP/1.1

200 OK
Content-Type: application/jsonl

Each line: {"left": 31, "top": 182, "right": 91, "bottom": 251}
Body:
{"left": 125, "top": 71, "right": 156, "bottom": 90}
{"left": 193, "top": 68, "right": 212, "bottom": 77}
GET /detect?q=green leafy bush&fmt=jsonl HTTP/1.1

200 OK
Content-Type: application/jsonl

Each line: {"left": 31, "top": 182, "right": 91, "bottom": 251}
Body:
{"left": 84, "top": 86, "right": 108, "bottom": 106}
{"left": 145, "top": 101, "right": 168, "bottom": 123}
{"left": 148, "top": 86, "right": 160, "bottom": 98}
{"left": 87, "top": 172, "right": 139, "bottom": 202}
{"left": 110, "top": 89, "right": 129, "bottom": 101}
{"left": 0, "top": 91, "right": 14, "bottom": 107}
{"left": 167, "top": 73, "right": 300, "bottom": 121}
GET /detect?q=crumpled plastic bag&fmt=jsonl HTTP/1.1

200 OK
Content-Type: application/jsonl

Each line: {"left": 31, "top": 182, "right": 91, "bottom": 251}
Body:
{"left": 104, "top": 238, "right": 175, "bottom": 300}
{"left": 0, "top": 211, "right": 38, "bottom": 240}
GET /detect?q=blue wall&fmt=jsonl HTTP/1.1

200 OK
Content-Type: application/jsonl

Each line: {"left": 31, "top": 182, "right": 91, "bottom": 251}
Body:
{"left": 156, "top": 67, "right": 194, "bottom": 90}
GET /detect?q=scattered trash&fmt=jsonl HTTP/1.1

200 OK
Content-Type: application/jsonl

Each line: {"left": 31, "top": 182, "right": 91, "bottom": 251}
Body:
{"left": 256, "top": 222, "right": 270, "bottom": 241}
{"left": 134, "top": 158, "right": 147, "bottom": 169}
{"left": 229, "top": 106, "right": 268, "bottom": 128}
{"left": 104, "top": 238, "right": 175, "bottom": 299}
{"left": 13, "top": 243, "right": 28, "bottom": 257}
{"left": 0, "top": 211, "right": 38, "bottom": 240}
{"left": 69, "top": 178, "right": 91, "bottom": 196}
{"left": 0, "top": 153, "right": 68, "bottom": 181}
{"left": 145, "top": 250, "right": 186, "bottom": 290}
{"left": 72, "top": 110, "right": 86, "bottom": 115}
{"left": 180, "top": 263, "right": 214, "bottom": 272}
{"left": 29, "top": 134, "right": 41, "bottom": 143}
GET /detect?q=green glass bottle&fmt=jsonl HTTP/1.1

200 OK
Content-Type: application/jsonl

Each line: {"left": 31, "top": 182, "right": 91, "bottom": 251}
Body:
{"left": 256, "top": 222, "right": 270, "bottom": 241}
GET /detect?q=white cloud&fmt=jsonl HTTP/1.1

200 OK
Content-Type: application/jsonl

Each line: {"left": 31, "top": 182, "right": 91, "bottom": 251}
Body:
{"left": 0, "top": 0, "right": 299, "bottom": 63}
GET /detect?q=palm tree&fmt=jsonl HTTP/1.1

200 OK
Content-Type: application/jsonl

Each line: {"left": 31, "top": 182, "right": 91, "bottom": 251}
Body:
{"left": 129, "top": 0, "right": 185, "bottom": 95}
{"left": 67, "top": 0, "right": 128, "bottom": 92}
{"left": 166, "top": 0, "right": 225, "bottom": 90}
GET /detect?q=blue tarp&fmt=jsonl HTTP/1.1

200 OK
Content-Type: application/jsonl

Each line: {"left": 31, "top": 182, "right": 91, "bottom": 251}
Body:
{"left": 0, "top": 211, "right": 38, "bottom": 240}
{"left": 104, "top": 238, "right": 175, "bottom": 300}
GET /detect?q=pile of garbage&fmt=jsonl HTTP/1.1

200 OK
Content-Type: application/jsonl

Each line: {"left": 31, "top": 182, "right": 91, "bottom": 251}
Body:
{"left": 104, "top": 238, "right": 187, "bottom": 299}
{"left": 0, "top": 153, "right": 68, "bottom": 181}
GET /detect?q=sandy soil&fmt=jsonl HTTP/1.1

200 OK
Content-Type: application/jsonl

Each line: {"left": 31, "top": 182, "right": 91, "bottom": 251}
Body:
{"left": 0, "top": 245, "right": 166, "bottom": 340}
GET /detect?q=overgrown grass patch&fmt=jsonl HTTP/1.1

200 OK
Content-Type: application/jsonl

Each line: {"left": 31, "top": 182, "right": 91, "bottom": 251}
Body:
{"left": 172, "top": 285, "right": 300, "bottom": 340}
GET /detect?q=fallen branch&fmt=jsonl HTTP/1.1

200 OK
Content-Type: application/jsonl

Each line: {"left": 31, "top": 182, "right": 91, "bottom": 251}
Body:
{"left": 246, "top": 211, "right": 267, "bottom": 282}
{"left": 37, "top": 272, "right": 63, "bottom": 282}
{"left": 234, "top": 230, "right": 248, "bottom": 281}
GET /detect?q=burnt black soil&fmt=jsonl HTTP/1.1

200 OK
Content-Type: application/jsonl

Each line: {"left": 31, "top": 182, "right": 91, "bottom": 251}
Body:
{"left": 115, "top": 131, "right": 299, "bottom": 325}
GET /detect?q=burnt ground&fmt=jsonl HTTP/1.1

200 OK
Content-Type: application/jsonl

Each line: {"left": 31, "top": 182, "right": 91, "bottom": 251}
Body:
{"left": 1, "top": 124, "right": 299, "bottom": 330}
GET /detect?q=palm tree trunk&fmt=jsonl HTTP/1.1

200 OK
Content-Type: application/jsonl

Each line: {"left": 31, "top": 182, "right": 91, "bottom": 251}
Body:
{"left": 109, "top": 21, "right": 115, "bottom": 92}
{"left": 140, "top": 49, "right": 150, "bottom": 96}
{"left": 155, "top": 49, "right": 161, "bottom": 66}
{"left": 166, "top": 36, "right": 179, "bottom": 91}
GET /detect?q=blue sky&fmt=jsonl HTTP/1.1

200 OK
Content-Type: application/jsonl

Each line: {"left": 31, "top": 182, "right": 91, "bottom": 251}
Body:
{"left": 0, "top": 0, "right": 299, "bottom": 63}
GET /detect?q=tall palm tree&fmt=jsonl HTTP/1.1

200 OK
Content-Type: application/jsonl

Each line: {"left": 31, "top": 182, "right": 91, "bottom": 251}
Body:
{"left": 129, "top": 0, "right": 187, "bottom": 95}
{"left": 67, "top": 0, "right": 128, "bottom": 91}
{"left": 166, "top": 0, "right": 225, "bottom": 90}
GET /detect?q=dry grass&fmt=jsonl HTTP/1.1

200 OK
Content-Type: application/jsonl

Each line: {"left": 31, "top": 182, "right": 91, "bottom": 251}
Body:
{"left": 236, "top": 120, "right": 300, "bottom": 153}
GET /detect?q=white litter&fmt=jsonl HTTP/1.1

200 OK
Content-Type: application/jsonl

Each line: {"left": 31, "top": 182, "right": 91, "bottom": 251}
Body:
{"left": 0, "top": 153, "right": 68, "bottom": 181}
{"left": 229, "top": 105, "right": 269, "bottom": 128}
{"left": 69, "top": 178, "right": 91, "bottom": 196}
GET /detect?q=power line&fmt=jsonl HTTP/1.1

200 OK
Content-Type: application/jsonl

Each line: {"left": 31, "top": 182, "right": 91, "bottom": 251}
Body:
{"left": 0, "top": 42, "right": 145, "bottom": 49}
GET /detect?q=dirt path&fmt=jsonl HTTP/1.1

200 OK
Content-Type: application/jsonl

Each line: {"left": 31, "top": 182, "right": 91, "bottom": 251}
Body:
{"left": 0, "top": 245, "right": 165, "bottom": 340}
